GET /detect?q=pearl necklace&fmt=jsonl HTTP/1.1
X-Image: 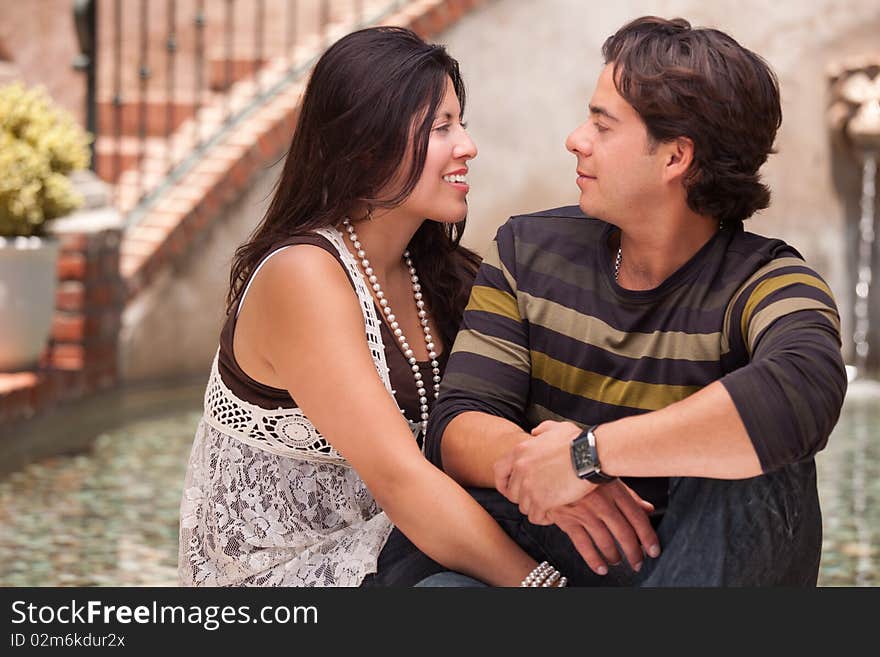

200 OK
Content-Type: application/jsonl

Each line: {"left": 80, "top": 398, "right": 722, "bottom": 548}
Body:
{"left": 343, "top": 218, "right": 441, "bottom": 436}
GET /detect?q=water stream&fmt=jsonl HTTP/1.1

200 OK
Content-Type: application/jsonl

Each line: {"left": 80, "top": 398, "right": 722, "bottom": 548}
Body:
{"left": 853, "top": 151, "right": 877, "bottom": 375}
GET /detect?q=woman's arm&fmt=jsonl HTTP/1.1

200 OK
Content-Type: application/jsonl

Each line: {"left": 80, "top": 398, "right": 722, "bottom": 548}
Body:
{"left": 246, "top": 244, "right": 538, "bottom": 586}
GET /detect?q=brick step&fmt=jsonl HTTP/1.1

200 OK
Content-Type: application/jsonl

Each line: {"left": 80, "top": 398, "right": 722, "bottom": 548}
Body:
{"left": 95, "top": 136, "right": 172, "bottom": 184}
{"left": 94, "top": 127, "right": 214, "bottom": 182}
{"left": 208, "top": 56, "right": 268, "bottom": 92}
{"left": 96, "top": 98, "right": 198, "bottom": 139}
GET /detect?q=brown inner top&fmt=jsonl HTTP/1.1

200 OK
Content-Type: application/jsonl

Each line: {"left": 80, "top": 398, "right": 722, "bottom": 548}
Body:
{"left": 217, "top": 233, "right": 450, "bottom": 426}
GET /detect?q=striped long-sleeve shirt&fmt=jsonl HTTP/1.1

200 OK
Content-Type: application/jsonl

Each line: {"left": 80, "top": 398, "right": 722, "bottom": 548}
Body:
{"left": 424, "top": 206, "right": 847, "bottom": 507}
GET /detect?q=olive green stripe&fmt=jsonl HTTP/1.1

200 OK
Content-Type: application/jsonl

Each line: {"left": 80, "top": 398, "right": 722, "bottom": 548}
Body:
{"left": 531, "top": 350, "right": 702, "bottom": 411}
{"left": 465, "top": 285, "right": 520, "bottom": 323}
{"left": 452, "top": 329, "right": 531, "bottom": 373}
{"left": 721, "top": 257, "right": 808, "bottom": 353}
{"left": 525, "top": 403, "right": 583, "bottom": 431}
{"left": 746, "top": 297, "right": 841, "bottom": 354}
{"left": 741, "top": 273, "right": 834, "bottom": 342}
{"left": 519, "top": 291, "right": 721, "bottom": 362}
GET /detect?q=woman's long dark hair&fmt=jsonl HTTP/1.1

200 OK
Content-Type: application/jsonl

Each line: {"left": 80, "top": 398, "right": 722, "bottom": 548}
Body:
{"left": 227, "top": 26, "right": 481, "bottom": 345}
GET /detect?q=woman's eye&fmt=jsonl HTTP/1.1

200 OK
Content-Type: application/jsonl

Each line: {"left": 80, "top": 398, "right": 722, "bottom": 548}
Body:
{"left": 434, "top": 124, "right": 450, "bottom": 132}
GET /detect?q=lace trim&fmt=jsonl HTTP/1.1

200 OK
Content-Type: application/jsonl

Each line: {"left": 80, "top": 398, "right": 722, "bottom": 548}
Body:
{"left": 203, "top": 226, "right": 419, "bottom": 465}
{"left": 203, "top": 354, "right": 347, "bottom": 464}
{"left": 315, "top": 227, "right": 422, "bottom": 441}
{"left": 315, "top": 226, "right": 393, "bottom": 393}
{"left": 179, "top": 419, "right": 394, "bottom": 587}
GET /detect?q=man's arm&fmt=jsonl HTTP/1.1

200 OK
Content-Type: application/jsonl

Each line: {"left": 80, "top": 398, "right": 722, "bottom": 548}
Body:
{"left": 497, "top": 264, "right": 848, "bottom": 522}
{"left": 496, "top": 381, "right": 758, "bottom": 523}
{"left": 441, "top": 412, "right": 529, "bottom": 487}
{"left": 606, "top": 295, "right": 846, "bottom": 476}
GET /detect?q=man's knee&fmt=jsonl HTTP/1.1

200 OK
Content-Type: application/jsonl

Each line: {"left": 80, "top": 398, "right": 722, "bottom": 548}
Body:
{"left": 639, "top": 462, "right": 821, "bottom": 586}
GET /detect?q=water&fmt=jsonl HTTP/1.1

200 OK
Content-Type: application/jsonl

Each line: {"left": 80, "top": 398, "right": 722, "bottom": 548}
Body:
{"left": 852, "top": 152, "right": 877, "bottom": 375}
{"left": 814, "top": 379, "right": 880, "bottom": 586}
{"left": 0, "top": 383, "right": 877, "bottom": 587}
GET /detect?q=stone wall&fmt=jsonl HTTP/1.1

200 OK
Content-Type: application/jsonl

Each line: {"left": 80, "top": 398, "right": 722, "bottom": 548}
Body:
{"left": 119, "top": 157, "right": 282, "bottom": 381}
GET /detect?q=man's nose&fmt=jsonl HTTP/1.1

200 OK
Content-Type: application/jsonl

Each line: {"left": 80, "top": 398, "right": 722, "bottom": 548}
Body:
{"left": 565, "top": 123, "right": 591, "bottom": 156}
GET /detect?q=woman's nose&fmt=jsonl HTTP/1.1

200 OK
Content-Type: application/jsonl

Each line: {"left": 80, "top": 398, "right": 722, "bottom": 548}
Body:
{"left": 455, "top": 129, "right": 478, "bottom": 161}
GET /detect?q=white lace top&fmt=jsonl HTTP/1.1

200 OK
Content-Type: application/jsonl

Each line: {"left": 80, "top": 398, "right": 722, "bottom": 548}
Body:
{"left": 178, "top": 227, "right": 421, "bottom": 587}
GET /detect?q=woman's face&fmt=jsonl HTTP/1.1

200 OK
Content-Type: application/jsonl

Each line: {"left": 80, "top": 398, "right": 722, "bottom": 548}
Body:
{"left": 393, "top": 76, "right": 477, "bottom": 224}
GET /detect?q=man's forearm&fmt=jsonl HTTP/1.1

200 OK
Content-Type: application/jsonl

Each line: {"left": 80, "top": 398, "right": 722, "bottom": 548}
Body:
{"left": 598, "top": 380, "right": 762, "bottom": 479}
{"left": 441, "top": 411, "right": 531, "bottom": 487}
{"left": 495, "top": 381, "right": 764, "bottom": 524}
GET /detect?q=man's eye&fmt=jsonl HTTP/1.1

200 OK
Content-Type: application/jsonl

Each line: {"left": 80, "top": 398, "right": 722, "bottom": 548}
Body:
{"left": 594, "top": 122, "right": 608, "bottom": 133}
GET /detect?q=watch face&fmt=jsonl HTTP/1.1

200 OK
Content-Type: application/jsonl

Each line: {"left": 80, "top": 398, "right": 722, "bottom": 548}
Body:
{"left": 572, "top": 435, "right": 595, "bottom": 473}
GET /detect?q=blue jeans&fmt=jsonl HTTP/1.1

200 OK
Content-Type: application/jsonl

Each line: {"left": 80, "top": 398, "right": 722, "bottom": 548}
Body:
{"left": 415, "top": 572, "right": 488, "bottom": 587}
{"left": 417, "top": 459, "right": 822, "bottom": 587}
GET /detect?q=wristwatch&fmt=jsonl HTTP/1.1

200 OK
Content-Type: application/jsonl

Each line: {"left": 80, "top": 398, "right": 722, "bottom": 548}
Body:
{"left": 570, "top": 425, "right": 615, "bottom": 484}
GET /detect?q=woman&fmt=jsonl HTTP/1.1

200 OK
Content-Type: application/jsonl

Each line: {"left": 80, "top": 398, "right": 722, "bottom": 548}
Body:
{"left": 178, "top": 26, "right": 567, "bottom": 587}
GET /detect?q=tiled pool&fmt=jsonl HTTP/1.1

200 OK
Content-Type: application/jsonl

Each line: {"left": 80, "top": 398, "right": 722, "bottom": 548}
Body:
{"left": 0, "top": 379, "right": 877, "bottom": 586}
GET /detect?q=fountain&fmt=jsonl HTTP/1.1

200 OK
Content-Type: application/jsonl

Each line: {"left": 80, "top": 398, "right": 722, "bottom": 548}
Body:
{"left": 821, "top": 56, "right": 880, "bottom": 587}
{"left": 828, "top": 56, "right": 880, "bottom": 378}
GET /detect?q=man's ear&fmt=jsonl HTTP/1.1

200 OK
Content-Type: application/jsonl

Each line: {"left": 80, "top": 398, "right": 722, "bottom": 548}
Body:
{"left": 663, "top": 136, "right": 694, "bottom": 182}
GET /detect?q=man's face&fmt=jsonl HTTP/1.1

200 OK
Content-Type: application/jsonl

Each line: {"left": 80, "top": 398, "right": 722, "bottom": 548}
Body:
{"left": 565, "top": 63, "right": 667, "bottom": 224}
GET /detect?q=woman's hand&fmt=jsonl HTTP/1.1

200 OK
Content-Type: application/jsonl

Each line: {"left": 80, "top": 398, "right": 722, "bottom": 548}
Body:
{"left": 548, "top": 481, "right": 659, "bottom": 575}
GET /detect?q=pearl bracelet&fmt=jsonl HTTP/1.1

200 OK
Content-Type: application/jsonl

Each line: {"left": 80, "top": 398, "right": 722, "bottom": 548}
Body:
{"left": 520, "top": 561, "right": 568, "bottom": 588}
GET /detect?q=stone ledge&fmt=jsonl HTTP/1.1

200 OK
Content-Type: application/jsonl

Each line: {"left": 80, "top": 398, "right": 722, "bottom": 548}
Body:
{"left": 0, "top": 370, "right": 55, "bottom": 425}
{"left": 2, "top": 183, "right": 126, "bottom": 427}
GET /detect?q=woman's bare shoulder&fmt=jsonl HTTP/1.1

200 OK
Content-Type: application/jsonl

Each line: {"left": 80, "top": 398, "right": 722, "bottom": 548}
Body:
{"left": 254, "top": 243, "right": 352, "bottom": 298}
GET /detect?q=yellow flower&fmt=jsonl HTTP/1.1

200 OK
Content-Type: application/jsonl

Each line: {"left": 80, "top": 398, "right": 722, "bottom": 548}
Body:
{"left": 0, "top": 82, "right": 93, "bottom": 237}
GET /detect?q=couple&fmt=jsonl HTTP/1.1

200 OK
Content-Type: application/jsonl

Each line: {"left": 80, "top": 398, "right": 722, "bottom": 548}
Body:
{"left": 178, "top": 17, "right": 847, "bottom": 588}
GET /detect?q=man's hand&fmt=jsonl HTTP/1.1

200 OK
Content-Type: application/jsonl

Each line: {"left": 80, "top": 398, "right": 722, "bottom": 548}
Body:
{"left": 548, "top": 481, "right": 660, "bottom": 575}
{"left": 494, "top": 420, "right": 592, "bottom": 523}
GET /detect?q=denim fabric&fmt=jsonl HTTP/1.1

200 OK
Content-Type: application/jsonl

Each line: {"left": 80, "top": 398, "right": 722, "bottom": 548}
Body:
{"left": 370, "top": 459, "right": 821, "bottom": 587}
{"left": 460, "top": 459, "right": 822, "bottom": 588}
{"left": 414, "top": 572, "right": 488, "bottom": 587}
{"left": 635, "top": 459, "right": 822, "bottom": 586}
{"left": 360, "top": 528, "right": 446, "bottom": 588}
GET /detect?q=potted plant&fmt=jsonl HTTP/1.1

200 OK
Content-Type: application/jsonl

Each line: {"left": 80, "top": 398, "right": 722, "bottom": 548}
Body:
{"left": 0, "top": 82, "right": 92, "bottom": 371}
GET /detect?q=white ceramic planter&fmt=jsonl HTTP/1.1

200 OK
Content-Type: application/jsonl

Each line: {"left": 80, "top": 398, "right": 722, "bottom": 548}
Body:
{"left": 0, "top": 236, "right": 60, "bottom": 371}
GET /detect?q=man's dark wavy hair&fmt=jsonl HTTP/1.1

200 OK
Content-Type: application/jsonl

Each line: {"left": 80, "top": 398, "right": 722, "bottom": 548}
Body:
{"left": 602, "top": 16, "right": 782, "bottom": 224}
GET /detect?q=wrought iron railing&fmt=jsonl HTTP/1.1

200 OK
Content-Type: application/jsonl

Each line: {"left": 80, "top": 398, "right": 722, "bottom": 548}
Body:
{"left": 73, "top": 0, "right": 411, "bottom": 228}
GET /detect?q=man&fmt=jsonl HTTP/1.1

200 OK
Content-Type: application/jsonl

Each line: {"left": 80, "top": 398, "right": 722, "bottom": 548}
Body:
{"left": 424, "top": 16, "right": 847, "bottom": 586}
